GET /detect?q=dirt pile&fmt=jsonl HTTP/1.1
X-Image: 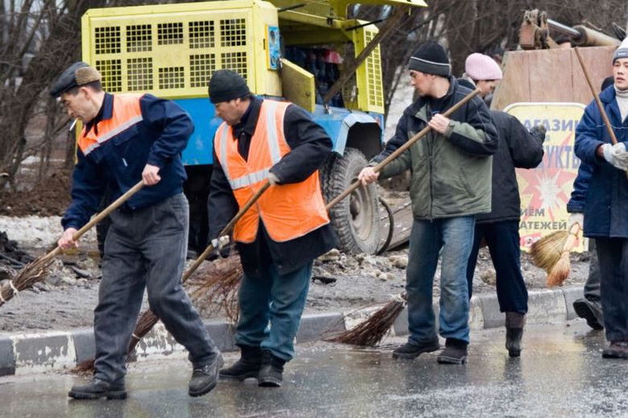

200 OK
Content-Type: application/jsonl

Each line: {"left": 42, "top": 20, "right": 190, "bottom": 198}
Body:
{"left": 0, "top": 169, "right": 72, "bottom": 216}
{"left": 0, "top": 230, "right": 35, "bottom": 281}
{"left": 0, "top": 231, "right": 33, "bottom": 264}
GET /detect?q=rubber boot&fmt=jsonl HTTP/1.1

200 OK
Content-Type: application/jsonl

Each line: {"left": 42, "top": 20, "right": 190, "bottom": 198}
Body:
{"left": 505, "top": 312, "right": 525, "bottom": 358}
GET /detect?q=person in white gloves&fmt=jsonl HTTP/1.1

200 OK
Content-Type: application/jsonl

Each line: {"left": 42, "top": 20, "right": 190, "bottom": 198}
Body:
{"left": 568, "top": 76, "right": 614, "bottom": 330}
{"left": 574, "top": 39, "right": 628, "bottom": 358}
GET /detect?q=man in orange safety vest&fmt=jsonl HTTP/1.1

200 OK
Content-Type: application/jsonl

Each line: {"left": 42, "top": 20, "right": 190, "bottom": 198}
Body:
{"left": 207, "top": 69, "right": 338, "bottom": 387}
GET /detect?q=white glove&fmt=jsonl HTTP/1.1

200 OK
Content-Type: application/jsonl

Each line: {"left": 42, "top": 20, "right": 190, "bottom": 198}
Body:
{"left": 211, "top": 235, "right": 230, "bottom": 250}
{"left": 568, "top": 213, "right": 584, "bottom": 230}
{"left": 602, "top": 142, "right": 628, "bottom": 170}
{"left": 268, "top": 172, "right": 280, "bottom": 186}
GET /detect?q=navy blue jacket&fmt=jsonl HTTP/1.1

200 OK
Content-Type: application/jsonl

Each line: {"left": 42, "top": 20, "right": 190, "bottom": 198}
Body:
{"left": 566, "top": 160, "right": 594, "bottom": 214}
{"left": 62, "top": 93, "right": 192, "bottom": 230}
{"left": 574, "top": 86, "right": 628, "bottom": 238}
{"left": 477, "top": 110, "right": 544, "bottom": 224}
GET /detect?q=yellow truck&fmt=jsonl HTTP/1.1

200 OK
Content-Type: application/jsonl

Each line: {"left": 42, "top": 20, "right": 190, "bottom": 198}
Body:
{"left": 81, "top": 0, "right": 426, "bottom": 254}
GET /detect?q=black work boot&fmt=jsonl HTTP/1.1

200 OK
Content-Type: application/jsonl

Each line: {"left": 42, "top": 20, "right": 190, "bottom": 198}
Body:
{"left": 189, "top": 353, "right": 224, "bottom": 397}
{"left": 602, "top": 342, "right": 628, "bottom": 359}
{"left": 392, "top": 339, "right": 440, "bottom": 360}
{"left": 505, "top": 312, "right": 526, "bottom": 358}
{"left": 257, "top": 350, "right": 286, "bottom": 388}
{"left": 219, "top": 345, "right": 263, "bottom": 381}
{"left": 68, "top": 378, "right": 127, "bottom": 400}
{"left": 573, "top": 298, "right": 604, "bottom": 330}
{"left": 437, "top": 339, "right": 468, "bottom": 364}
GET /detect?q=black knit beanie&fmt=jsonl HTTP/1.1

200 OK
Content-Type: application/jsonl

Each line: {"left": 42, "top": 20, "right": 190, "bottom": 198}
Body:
{"left": 208, "top": 69, "right": 250, "bottom": 104}
{"left": 408, "top": 41, "right": 451, "bottom": 77}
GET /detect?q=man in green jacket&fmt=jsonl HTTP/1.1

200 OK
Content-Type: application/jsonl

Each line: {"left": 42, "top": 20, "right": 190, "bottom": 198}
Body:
{"left": 359, "top": 42, "right": 498, "bottom": 364}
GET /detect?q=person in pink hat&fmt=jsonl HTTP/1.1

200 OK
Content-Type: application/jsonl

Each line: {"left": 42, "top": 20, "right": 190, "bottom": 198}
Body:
{"left": 461, "top": 52, "right": 504, "bottom": 107}
{"left": 459, "top": 53, "right": 546, "bottom": 358}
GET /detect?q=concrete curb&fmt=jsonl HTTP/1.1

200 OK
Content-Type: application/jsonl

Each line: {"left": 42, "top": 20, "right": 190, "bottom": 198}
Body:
{"left": 0, "top": 286, "right": 585, "bottom": 377}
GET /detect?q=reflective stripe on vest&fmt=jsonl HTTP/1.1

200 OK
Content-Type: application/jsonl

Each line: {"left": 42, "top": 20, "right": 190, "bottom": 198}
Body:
{"left": 78, "top": 94, "right": 144, "bottom": 156}
{"left": 214, "top": 100, "right": 329, "bottom": 243}
{"left": 219, "top": 100, "right": 283, "bottom": 190}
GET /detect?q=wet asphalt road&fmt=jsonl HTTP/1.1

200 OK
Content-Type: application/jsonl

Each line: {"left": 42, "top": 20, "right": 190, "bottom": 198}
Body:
{"left": 1, "top": 321, "right": 627, "bottom": 418}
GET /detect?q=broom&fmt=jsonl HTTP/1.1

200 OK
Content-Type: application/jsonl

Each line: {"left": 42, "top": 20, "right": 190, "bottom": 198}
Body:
{"left": 546, "top": 222, "right": 581, "bottom": 287}
{"left": 530, "top": 230, "right": 569, "bottom": 273}
{"left": 327, "top": 294, "right": 406, "bottom": 346}
{"left": 328, "top": 88, "right": 482, "bottom": 346}
{"left": 0, "top": 181, "right": 144, "bottom": 307}
{"left": 188, "top": 255, "right": 243, "bottom": 323}
{"left": 72, "top": 182, "right": 269, "bottom": 373}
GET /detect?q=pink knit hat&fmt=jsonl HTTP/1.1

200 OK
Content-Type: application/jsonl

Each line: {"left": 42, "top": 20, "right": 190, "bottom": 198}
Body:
{"left": 465, "top": 53, "right": 503, "bottom": 81}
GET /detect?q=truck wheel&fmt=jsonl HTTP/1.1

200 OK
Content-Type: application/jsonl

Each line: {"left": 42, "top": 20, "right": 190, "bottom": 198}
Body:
{"left": 322, "top": 148, "right": 380, "bottom": 254}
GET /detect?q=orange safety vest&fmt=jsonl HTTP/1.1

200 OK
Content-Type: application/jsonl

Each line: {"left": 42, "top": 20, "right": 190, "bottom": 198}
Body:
{"left": 78, "top": 94, "right": 143, "bottom": 156}
{"left": 214, "top": 100, "right": 330, "bottom": 243}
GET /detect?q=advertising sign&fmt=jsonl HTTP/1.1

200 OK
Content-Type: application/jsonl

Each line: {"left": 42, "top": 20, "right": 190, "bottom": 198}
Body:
{"left": 504, "top": 102, "right": 586, "bottom": 252}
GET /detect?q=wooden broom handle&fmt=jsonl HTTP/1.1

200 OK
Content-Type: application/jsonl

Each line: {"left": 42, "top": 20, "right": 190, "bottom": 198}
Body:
{"left": 325, "top": 88, "right": 482, "bottom": 210}
{"left": 42, "top": 181, "right": 145, "bottom": 262}
{"left": 72, "top": 181, "right": 145, "bottom": 242}
{"left": 184, "top": 181, "right": 271, "bottom": 280}
{"left": 574, "top": 48, "right": 618, "bottom": 145}
{"left": 574, "top": 47, "right": 628, "bottom": 178}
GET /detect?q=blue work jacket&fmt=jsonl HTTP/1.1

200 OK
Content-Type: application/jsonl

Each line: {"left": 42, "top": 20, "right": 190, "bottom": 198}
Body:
{"left": 574, "top": 86, "right": 628, "bottom": 238}
{"left": 62, "top": 93, "right": 192, "bottom": 230}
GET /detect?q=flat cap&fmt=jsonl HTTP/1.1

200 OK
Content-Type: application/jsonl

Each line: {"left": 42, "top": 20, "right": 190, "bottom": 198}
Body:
{"left": 50, "top": 62, "right": 102, "bottom": 98}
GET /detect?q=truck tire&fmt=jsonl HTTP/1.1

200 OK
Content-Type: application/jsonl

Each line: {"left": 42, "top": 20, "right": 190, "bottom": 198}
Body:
{"left": 322, "top": 148, "right": 380, "bottom": 254}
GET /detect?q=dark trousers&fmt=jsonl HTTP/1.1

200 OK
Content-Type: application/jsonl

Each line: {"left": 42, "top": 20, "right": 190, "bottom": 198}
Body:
{"left": 466, "top": 220, "right": 528, "bottom": 314}
{"left": 584, "top": 239, "right": 601, "bottom": 302}
{"left": 94, "top": 194, "right": 219, "bottom": 384}
{"left": 596, "top": 238, "right": 628, "bottom": 342}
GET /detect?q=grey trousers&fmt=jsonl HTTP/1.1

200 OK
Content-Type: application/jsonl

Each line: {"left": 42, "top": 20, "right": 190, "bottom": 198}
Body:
{"left": 94, "top": 193, "right": 218, "bottom": 384}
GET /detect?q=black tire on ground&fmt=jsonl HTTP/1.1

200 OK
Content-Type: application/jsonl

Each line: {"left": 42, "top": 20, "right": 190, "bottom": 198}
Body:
{"left": 321, "top": 148, "right": 380, "bottom": 254}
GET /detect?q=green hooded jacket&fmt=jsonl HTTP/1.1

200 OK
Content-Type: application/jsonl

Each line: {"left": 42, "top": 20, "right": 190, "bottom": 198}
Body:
{"left": 375, "top": 79, "right": 498, "bottom": 220}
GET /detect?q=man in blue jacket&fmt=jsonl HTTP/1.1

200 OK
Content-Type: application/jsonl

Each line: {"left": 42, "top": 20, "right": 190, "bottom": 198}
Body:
{"left": 51, "top": 62, "right": 222, "bottom": 398}
{"left": 574, "top": 40, "right": 628, "bottom": 358}
{"left": 566, "top": 76, "right": 614, "bottom": 331}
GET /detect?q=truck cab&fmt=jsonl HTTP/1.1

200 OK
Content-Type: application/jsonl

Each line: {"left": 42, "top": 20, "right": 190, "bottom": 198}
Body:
{"left": 81, "top": 0, "right": 426, "bottom": 254}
